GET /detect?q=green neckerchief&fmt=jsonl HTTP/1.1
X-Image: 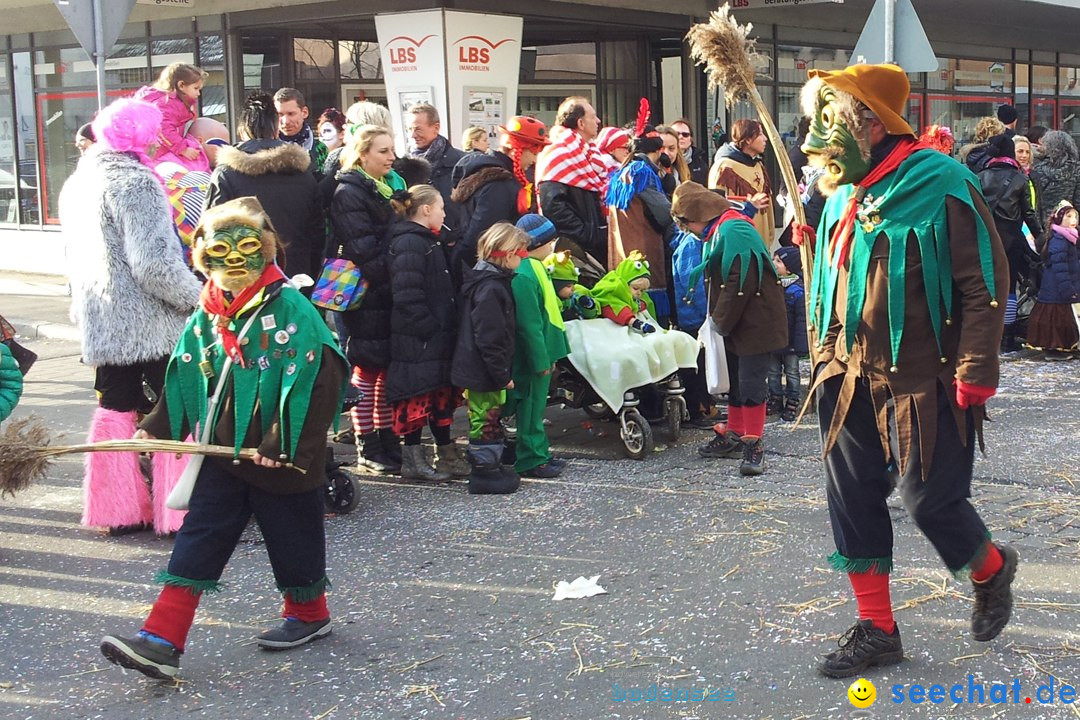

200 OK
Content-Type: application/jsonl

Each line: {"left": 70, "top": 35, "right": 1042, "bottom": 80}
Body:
{"left": 358, "top": 168, "right": 407, "bottom": 198}
{"left": 808, "top": 149, "right": 997, "bottom": 368}
{"left": 164, "top": 285, "right": 346, "bottom": 459}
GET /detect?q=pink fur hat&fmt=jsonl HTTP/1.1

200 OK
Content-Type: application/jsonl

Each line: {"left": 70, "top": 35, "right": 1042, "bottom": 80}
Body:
{"left": 91, "top": 98, "right": 163, "bottom": 154}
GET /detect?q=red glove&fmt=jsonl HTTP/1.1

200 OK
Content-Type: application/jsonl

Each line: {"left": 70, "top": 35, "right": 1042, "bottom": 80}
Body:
{"left": 955, "top": 380, "right": 996, "bottom": 409}
{"left": 792, "top": 223, "right": 816, "bottom": 248}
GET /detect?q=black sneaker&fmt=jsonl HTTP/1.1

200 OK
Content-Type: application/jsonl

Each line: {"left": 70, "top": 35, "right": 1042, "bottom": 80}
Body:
{"left": 739, "top": 438, "right": 766, "bottom": 476}
{"left": 971, "top": 543, "right": 1019, "bottom": 642}
{"left": 547, "top": 457, "right": 567, "bottom": 472}
{"left": 522, "top": 462, "right": 562, "bottom": 478}
{"left": 699, "top": 430, "right": 743, "bottom": 459}
{"left": 817, "top": 619, "right": 904, "bottom": 678}
{"left": 100, "top": 633, "right": 181, "bottom": 680}
{"left": 780, "top": 399, "right": 799, "bottom": 423}
{"left": 257, "top": 617, "right": 332, "bottom": 650}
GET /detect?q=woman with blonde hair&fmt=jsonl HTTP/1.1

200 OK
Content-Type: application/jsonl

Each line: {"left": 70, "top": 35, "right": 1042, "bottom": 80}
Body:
{"left": 462, "top": 126, "right": 489, "bottom": 153}
{"left": 709, "top": 118, "right": 774, "bottom": 247}
{"left": 332, "top": 124, "right": 406, "bottom": 474}
{"left": 657, "top": 124, "right": 691, "bottom": 196}
{"left": 387, "top": 185, "right": 469, "bottom": 481}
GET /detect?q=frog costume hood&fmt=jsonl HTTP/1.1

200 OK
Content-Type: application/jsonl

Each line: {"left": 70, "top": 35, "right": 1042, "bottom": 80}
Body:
{"left": 591, "top": 250, "right": 656, "bottom": 320}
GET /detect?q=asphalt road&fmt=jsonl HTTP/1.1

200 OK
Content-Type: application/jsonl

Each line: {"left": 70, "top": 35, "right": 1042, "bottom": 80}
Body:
{"left": 2, "top": 304, "right": 1080, "bottom": 719}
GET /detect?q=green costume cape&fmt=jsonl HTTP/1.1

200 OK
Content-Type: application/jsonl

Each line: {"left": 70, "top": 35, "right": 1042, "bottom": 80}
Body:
{"left": 592, "top": 252, "right": 657, "bottom": 320}
{"left": 164, "top": 284, "right": 346, "bottom": 460}
{"left": 690, "top": 212, "right": 776, "bottom": 296}
{"left": 809, "top": 149, "right": 997, "bottom": 369}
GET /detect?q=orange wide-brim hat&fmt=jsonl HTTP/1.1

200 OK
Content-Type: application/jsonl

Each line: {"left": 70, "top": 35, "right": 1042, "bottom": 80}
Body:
{"left": 808, "top": 63, "right": 914, "bottom": 136}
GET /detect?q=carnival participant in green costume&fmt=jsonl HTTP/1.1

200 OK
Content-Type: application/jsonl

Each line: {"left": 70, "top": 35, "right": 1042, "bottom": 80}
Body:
{"left": 507, "top": 214, "right": 570, "bottom": 478}
{"left": 100, "top": 197, "right": 347, "bottom": 680}
{"left": 797, "top": 64, "right": 1016, "bottom": 679}
{"left": 543, "top": 250, "right": 599, "bottom": 320}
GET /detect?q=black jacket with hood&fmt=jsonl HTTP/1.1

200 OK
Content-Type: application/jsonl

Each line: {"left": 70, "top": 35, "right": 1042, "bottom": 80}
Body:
{"left": 451, "top": 260, "right": 516, "bottom": 392}
{"left": 386, "top": 220, "right": 457, "bottom": 403}
{"left": 450, "top": 151, "right": 522, "bottom": 285}
{"left": 205, "top": 139, "right": 325, "bottom": 282}
{"left": 331, "top": 170, "right": 396, "bottom": 369}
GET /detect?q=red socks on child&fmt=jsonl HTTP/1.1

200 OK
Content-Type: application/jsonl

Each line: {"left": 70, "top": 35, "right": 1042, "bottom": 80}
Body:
{"left": 848, "top": 572, "right": 895, "bottom": 634}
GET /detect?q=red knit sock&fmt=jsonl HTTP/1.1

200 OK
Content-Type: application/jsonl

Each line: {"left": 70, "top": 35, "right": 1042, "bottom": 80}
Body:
{"left": 143, "top": 584, "right": 202, "bottom": 652}
{"left": 970, "top": 542, "right": 1003, "bottom": 583}
{"left": 284, "top": 593, "right": 329, "bottom": 623}
{"left": 741, "top": 403, "right": 767, "bottom": 439}
{"left": 726, "top": 405, "right": 745, "bottom": 436}
{"left": 848, "top": 572, "right": 895, "bottom": 634}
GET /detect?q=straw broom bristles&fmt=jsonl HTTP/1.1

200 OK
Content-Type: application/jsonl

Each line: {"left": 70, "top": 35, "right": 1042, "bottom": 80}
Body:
{"left": 0, "top": 416, "right": 260, "bottom": 496}
{"left": 686, "top": 4, "right": 761, "bottom": 106}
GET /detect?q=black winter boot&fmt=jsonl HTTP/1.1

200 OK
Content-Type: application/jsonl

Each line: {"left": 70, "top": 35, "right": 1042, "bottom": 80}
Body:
{"left": 467, "top": 443, "right": 521, "bottom": 494}
{"left": 378, "top": 428, "right": 402, "bottom": 466}
{"left": 356, "top": 432, "right": 400, "bottom": 474}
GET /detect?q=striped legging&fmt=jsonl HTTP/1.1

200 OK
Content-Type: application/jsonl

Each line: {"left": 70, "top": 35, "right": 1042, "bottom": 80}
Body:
{"left": 350, "top": 365, "right": 392, "bottom": 434}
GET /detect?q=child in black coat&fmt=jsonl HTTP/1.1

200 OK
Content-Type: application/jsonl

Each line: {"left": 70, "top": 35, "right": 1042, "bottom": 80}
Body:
{"left": 451, "top": 222, "right": 529, "bottom": 494}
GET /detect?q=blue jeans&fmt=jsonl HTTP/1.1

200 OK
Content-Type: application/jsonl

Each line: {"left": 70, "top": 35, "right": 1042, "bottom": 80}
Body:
{"left": 167, "top": 460, "right": 327, "bottom": 593}
{"left": 767, "top": 352, "right": 801, "bottom": 403}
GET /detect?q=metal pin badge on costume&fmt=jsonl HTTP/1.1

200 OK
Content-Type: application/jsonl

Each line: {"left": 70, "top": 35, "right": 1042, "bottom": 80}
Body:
{"left": 274, "top": 330, "right": 290, "bottom": 345}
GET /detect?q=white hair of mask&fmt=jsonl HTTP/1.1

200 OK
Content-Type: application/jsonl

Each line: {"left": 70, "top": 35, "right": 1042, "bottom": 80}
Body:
{"left": 800, "top": 76, "right": 872, "bottom": 159}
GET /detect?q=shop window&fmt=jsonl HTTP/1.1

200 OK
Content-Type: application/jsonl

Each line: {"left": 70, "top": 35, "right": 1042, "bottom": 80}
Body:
{"left": 1060, "top": 100, "right": 1080, "bottom": 144}
{"left": 242, "top": 36, "right": 283, "bottom": 97}
{"left": 599, "top": 41, "right": 639, "bottom": 83}
{"left": 0, "top": 54, "right": 16, "bottom": 224}
{"left": 524, "top": 43, "right": 596, "bottom": 82}
{"left": 1059, "top": 66, "right": 1080, "bottom": 98}
{"left": 33, "top": 47, "right": 97, "bottom": 89}
{"left": 339, "top": 41, "right": 382, "bottom": 81}
{"left": 928, "top": 59, "right": 1011, "bottom": 94}
{"left": 1033, "top": 98, "right": 1056, "bottom": 131}
{"left": 1033, "top": 64, "right": 1056, "bottom": 96}
{"left": 199, "top": 35, "right": 226, "bottom": 121}
{"left": 105, "top": 42, "right": 150, "bottom": 86}
{"left": 776, "top": 45, "right": 847, "bottom": 85}
{"left": 151, "top": 38, "right": 195, "bottom": 78}
{"left": 927, "top": 95, "right": 1007, "bottom": 146}
{"left": 518, "top": 87, "right": 594, "bottom": 129}
{"left": 12, "top": 51, "right": 38, "bottom": 225}
{"left": 294, "top": 38, "right": 335, "bottom": 82}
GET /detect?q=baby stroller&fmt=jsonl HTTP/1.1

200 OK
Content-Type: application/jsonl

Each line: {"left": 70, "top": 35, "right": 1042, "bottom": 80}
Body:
{"left": 323, "top": 389, "right": 362, "bottom": 514}
{"left": 554, "top": 318, "right": 698, "bottom": 459}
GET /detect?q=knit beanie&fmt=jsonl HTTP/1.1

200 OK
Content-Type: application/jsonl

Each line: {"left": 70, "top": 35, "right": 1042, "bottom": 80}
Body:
{"left": 515, "top": 214, "right": 557, "bottom": 250}
{"left": 997, "top": 104, "right": 1018, "bottom": 125}
{"left": 774, "top": 246, "right": 802, "bottom": 277}
{"left": 1050, "top": 200, "right": 1076, "bottom": 227}
{"left": 986, "top": 133, "right": 1015, "bottom": 160}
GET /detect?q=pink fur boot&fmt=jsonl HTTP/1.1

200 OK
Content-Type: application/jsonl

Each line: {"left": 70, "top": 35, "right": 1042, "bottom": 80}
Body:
{"left": 81, "top": 407, "right": 152, "bottom": 530}
{"left": 151, "top": 446, "right": 190, "bottom": 535}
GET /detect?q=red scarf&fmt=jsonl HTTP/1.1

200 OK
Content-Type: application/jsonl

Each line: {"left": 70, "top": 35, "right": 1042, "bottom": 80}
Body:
{"left": 828, "top": 138, "right": 930, "bottom": 268}
{"left": 534, "top": 127, "right": 607, "bottom": 193}
{"left": 199, "top": 265, "right": 287, "bottom": 366}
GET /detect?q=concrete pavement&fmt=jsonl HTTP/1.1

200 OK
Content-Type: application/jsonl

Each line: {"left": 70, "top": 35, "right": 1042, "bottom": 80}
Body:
{"left": 3, "top": 275, "right": 1080, "bottom": 719}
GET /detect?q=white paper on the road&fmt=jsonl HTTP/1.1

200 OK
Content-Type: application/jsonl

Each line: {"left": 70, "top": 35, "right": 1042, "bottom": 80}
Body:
{"left": 552, "top": 575, "right": 608, "bottom": 600}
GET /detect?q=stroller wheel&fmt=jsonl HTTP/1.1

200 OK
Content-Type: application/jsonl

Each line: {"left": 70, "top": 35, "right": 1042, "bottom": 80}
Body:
{"left": 324, "top": 468, "right": 361, "bottom": 514}
{"left": 620, "top": 409, "right": 653, "bottom": 460}
{"left": 583, "top": 402, "right": 613, "bottom": 420}
{"left": 665, "top": 397, "right": 684, "bottom": 442}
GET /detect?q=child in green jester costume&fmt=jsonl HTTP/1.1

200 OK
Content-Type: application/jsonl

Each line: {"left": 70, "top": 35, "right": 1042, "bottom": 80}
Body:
{"left": 100, "top": 197, "right": 348, "bottom": 680}
{"left": 543, "top": 250, "right": 599, "bottom": 320}
{"left": 506, "top": 214, "right": 570, "bottom": 478}
{"left": 796, "top": 64, "right": 1017, "bottom": 679}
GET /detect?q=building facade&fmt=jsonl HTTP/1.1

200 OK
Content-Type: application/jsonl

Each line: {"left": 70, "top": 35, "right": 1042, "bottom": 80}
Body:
{"left": 2, "top": 0, "right": 1080, "bottom": 272}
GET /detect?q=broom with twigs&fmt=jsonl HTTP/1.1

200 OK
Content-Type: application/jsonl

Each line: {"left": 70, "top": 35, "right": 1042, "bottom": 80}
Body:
{"left": 687, "top": 3, "right": 807, "bottom": 234}
{"left": 0, "top": 416, "right": 269, "bottom": 498}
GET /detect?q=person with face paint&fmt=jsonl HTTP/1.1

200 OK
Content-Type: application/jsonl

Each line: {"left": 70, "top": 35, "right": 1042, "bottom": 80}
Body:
{"left": 59, "top": 98, "right": 204, "bottom": 538}
{"left": 606, "top": 112, "right": 678, "bottom": 326}
{"left": 798, "top": 64, "right": 1015, "bottom": 679}
{"left": 99, "top": 197, "right": 348, "bottom": 680}
{"left": 316, "top": 107, "right": 347, "bottom": 153}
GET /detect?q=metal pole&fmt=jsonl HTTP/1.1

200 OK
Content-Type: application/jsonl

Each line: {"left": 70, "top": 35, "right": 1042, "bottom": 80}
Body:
{"left": 92, "top": 0, "right": 106, "bottom": 109}
{"left": 883, "top": 0, "right": 896, "bottom": 64}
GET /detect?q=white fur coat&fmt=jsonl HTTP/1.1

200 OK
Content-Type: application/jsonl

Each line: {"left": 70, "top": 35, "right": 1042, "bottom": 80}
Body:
{"left": 60, "top": 149, "right": 202, "bottom": 367}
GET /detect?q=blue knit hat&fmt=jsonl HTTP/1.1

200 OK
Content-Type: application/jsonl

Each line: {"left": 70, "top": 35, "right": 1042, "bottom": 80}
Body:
{"left": 515, "top": 214, "right": 557, "bottom": 250}
{"left": 774, "top": 245, "right": 802, "bottom": 277}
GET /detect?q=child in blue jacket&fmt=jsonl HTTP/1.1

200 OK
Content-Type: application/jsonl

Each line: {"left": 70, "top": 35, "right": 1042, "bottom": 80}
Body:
{"left": 767, "top": 246, "right": 807, "bottom": 421}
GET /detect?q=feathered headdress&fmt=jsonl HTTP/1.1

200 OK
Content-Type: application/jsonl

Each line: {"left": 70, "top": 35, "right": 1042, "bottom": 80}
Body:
{"left": 634, "top": 98, "right": 651, "bottom": 138}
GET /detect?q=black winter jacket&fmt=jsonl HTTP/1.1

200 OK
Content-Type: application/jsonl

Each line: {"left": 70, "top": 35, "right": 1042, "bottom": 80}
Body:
{"left": 978, "top": 161, "right": 1042, "bottom": 250}
{"left": 686, "top": 145, "right": 710, "bottom": 187}
{"left": 450, "top": 151, "right": 522, "bottom": 285}
{"left": 386, "top": 220, "right": 458, "bottom": 402}
{"left": 411, "top": 141, "right": 465, "bottom": 247}
{"left": 205, "top": 140, "right": 325, "bottom": 283}
{"left": 537, "top": 180, "right": 605, "bottom": 258}
{"left": 451, "top": 260, "right": 516, "bottom": 391}
{"left": 331, "top": 171, "right": 396, "bottom": 369}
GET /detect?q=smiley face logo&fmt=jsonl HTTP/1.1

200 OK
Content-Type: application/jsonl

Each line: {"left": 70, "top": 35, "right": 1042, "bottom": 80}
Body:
{"left": 848, "top": 678, "right": 876, "bottom": 708}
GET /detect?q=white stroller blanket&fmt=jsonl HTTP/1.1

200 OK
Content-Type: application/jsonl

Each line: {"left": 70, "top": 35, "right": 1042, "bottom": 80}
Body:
{"left": 563, "top": 316, "right": 700, "bottom": 412}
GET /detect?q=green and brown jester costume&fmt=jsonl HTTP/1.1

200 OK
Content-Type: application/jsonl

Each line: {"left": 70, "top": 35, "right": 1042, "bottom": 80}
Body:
{"left": 100, "top": 198, "right": 347, "bottom": 680}
{"left": 798, "top": 64, "right": 1017, "bottom": 679}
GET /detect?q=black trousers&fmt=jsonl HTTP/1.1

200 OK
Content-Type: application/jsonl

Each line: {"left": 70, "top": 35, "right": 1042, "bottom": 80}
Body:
{"left": 94, "top": 357, "right": 168, "bottom": 413}
{"left": 817, "top": 375, "right": 989, "bottom": 573}
{"left": 726, "top": 348, "right": 770, "bottom": 408}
